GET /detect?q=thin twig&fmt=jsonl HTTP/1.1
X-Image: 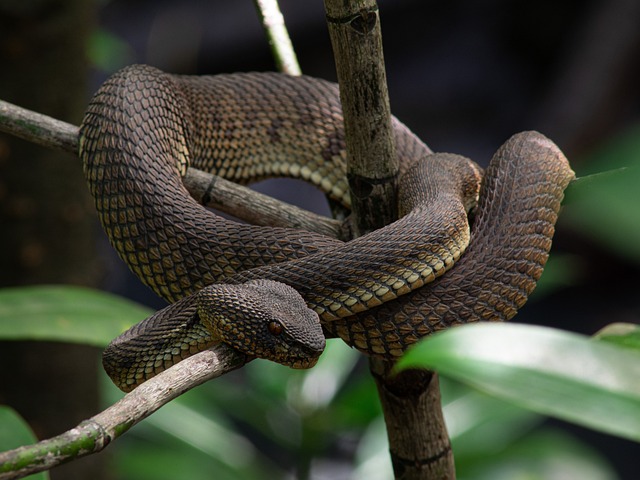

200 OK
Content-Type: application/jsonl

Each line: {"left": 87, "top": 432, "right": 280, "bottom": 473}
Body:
{"left": 0, "top": 345, "right": 249, "bottom": 480}
{"left": 253, "top": 0, "right": 301, "bottom": 76}
{"left": 184, "top": 169, "right": 345, "bottom": 238}
{"left": 0, "top": 99, "right": 343, "bottom": 239}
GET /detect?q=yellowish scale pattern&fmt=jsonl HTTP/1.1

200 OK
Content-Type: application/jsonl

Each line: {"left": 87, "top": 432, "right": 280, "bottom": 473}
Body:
{"left": 80, "top": 65, "right": 574, "bottom": 391}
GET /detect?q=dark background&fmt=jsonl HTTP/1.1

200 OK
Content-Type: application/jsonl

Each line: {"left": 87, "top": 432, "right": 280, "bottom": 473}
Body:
{"left": 90, "top": 0, "right": 640, "bottom": 477}
{"left": 93, "top": 0, "right": 640, "bottom": 305}
{"left": 1, "top": 0, "right": 638, "bottom": 478}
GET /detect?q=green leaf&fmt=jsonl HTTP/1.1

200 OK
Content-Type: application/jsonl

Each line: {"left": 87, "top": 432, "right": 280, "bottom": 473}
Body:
{"left": 0, "top": 406, "right": 49, "bottom": 480}
{"left": 563, "top": 167, "right": 628, "bottom": 205}
{"left": 595, "top": 323, "right": 640, "bottom": 351}
{"left": 457, "top": 429, "right": 618, "bottom": 480}
{"left": 0, "top": 285, "right": 152, "bottom": 347}
{"left": 396, "top": 323, "right": 640, "bottom": 442}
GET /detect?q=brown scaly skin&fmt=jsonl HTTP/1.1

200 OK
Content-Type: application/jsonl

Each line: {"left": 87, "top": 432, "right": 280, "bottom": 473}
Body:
{"left": 79, "top": 65, "right": 574, "bottom": 391}
{"left": 103, "top": 280, "right": 324, "bottom": 392}
{"left": 326, "top": 132, "right": 574, "bottom": 354}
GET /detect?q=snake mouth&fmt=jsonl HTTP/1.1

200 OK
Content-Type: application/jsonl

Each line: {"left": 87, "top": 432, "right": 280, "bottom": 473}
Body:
{"left": 273, "top": 338, "right": 325, "bottom": 369}
{"left": 287, "top": 352, "right": 321, "bottom": 369}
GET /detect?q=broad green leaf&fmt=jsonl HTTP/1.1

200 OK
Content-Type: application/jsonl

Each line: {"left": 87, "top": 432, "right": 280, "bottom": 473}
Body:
{"left": 397, "top": 323, "right": 640, "bottom": 442}
{"left": 595, "top": 323, "right": 640, "bottom": 351}
{"left": 0, "top": 406, "right": 49, "bottom": 480}
{"left": 563, "top": 167, "right": 628, "bottom": 205}
{"left": 0, "top": 285, "right": 151, "bottom": 347}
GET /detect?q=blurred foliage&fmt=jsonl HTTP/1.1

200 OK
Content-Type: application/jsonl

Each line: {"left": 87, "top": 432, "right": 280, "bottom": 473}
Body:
{"left": 87, "top": 29, "right": 135, "bottom": 73}
{"left": 0, "top": 285, "right": 149, "bottom": 346}
{"left": 563, "top": 124, "right": 640, "bottom": 264}
{"left": 527, "top": 253, "right": 585, "bottom": 299}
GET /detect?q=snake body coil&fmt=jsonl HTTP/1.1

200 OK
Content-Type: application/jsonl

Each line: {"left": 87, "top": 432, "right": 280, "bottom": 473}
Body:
{"left": 79, "top": 65, "right": 573, "bottom": 391}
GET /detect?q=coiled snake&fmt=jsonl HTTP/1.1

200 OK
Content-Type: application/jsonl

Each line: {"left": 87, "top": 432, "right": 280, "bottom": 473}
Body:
{"left": 79, "top": 65, "right": 574, "bottom": 392}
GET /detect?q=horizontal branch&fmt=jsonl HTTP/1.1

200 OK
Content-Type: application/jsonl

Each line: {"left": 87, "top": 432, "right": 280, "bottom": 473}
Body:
{"left": 183, "top": 169, "right": 344, "bottom": 238}
{"left": 0, "top": 99, "right": 78, "bottom": 155}
{"left": 0, "top": 99, "right": 344, "bottom": 239}
{"left": 0, "top": 345, "right": 249, "bottom": 479}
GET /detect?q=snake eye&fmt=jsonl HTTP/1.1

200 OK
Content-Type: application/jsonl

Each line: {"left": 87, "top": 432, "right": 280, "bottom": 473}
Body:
{"left": 267, "top": 320, "right": 283, "bottom": 336}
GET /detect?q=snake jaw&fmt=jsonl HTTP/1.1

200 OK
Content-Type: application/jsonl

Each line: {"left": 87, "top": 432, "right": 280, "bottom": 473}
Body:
{"left": 269, "top": 341, "right": 323, "bottom": 369}
{"left": 272, "top": 327, "right": 325, "bottom": 369}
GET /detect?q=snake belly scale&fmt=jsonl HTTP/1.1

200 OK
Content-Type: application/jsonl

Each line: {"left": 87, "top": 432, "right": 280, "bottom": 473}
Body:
{"left": 79, "top": 65, "right": 573, "bottom": 391}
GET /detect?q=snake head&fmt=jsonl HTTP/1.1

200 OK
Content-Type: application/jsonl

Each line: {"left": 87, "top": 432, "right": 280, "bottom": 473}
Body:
{"left": 197, "top": 280, "right": 325, "bottom": 368}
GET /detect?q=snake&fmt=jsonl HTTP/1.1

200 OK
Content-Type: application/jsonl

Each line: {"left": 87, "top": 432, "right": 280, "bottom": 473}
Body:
{"left": 79, "top": 65, "right": 574, "bottom": 392}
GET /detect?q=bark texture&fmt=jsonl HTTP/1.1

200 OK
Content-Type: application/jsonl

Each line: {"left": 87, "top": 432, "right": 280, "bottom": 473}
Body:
{"left": 324, "top": 0, "right": 398, "bottom": 235}
{"left": 323, "top": 1, "right": 455, "bottom": 478}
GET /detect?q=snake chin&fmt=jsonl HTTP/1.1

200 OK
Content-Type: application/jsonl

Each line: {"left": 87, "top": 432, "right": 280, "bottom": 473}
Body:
{"left": 271, "top": 338, "right": 324, "bottom": 369}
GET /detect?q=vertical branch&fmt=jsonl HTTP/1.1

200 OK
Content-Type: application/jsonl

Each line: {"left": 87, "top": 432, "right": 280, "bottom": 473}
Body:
{"left": 323, "top": 1, "right": 455, "bottom": 478}
{"left": 323, "top": 0, "right": 398, "bottom": 235}
{"left": 370, "top": 363, "right": 454, "bottom": 479}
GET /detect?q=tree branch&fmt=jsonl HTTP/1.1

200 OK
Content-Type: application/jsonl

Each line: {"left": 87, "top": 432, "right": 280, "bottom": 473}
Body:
{"left": 0, "top": 99, "right": 343, "bottom": 240}
{"left": 323, "top": 1, "right": 455, "bottom": 478}
{"left": 324, "top": 0, "right": 398, "bottom": 236}
{"left": 370, "top": 362, "right": 453, "bottom": 479}
{"left": 253, "top": 0, "right": 301, "bottom": 76}
{"left": 0, "top": 345, "right": 249, "bottom": 480}
{"left": 0, "top": 98, "right": 78, "bottom": 155}
{"left": 0, "top": 4, "right": 334, "bottom": 478}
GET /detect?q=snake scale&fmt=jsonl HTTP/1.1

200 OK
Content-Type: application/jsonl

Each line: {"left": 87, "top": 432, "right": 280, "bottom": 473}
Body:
{"left": 79, "top": 65, "right": 574, "bottom": 392}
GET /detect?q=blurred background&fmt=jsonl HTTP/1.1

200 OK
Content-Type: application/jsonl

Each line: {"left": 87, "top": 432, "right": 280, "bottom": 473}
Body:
{"left": 1, "top": 0, "right": 639, "bottom": 478}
